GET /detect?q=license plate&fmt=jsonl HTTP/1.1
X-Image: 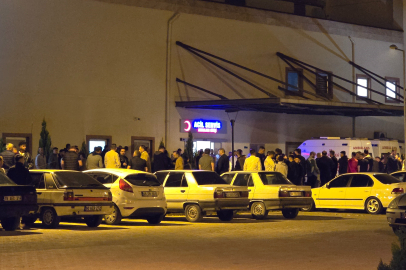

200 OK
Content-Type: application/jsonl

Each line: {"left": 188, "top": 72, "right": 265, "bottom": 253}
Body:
{"left": 401, "top": 213, "right": 406, "bottom": 219}
{"left": 290, "top": 192, "right": 302, "bottom": 197}
{"left": 84, "top": 206, "right": 102, "bottom": 212}
{"left": 225, "top": 192, "right": 240, "bottom": 198}
{"left": 4, "top": 196, "right": 22, "bottom": 202}
{"left": 142, "top": 191, "right": 157, "bottom": 197}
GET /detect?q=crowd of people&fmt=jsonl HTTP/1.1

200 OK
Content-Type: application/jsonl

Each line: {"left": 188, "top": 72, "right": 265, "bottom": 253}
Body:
{"left": 0, "top": 141, "right": 404, "bottom": 188}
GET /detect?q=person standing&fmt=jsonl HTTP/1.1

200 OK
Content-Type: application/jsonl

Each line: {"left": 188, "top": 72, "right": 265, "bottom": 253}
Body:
{"left": 337, "top": 151, "right": 348, "bottom": 175}
{"left": 18, "top": 141, "right": 33, "bottom": 169}
{"left": 128, "top": 150, "right": 148, "bottom": 171}
{"left": 306, "top": 152, "right": 319, "bottom": 188}
{"left": 153, "top": 146, "right": 171, "bottom": 172}
{"left": 358, "top": 153, "right": 370, "bottom": 172}
{"left": 288, "top": 156, "right": 303, "bottom": 185}
{"left": 0, "top": 157, "right": 5, "bottom": 174}
{"left": 318, "top": 151, "right": 333, "bottom": 186}
{"left": 87, "top": 147, "right": 103, "bottom": 169}
{"left": 104, "top": 144, "right": 120, "bottom": 169}
{"left": 216, "top": 148, "right": 229, "bottom": 175}
{"left": 35, "top": 147, "right": 47, "bottom": 169}
{"left": 119, "top": 148, "right": 129, "bottom": 169}
{"left": 264, "top": 151, "right": 275, "bottom": 171}
{"left": 243, "top": 149, "right": 262, "bottom": 171}
{"left": 257, "top": 146, "right": 266, "bottom": 170}
{"left": 62, "top": 146, "right": 82, "bottom": 170}
{"left": 0, "top": 143, "right": 15, "bottom": 172}
{"left": 173, "top": 151, "right": 184, "bottom": 170}
{"left": 364, "top": 150, "right": 374, "bottom": 172}
{"left": 48, "top": 147, "right": 59, "bottom": 169}
{"left": 199, "top": 148, "right": 214, "bottom": 171}
{"left": 329, "top": 150, "right": 338, "bottom": 178}
{"left": 7, "top": 155, "right": 32, "bottom": 185}
{"left": 235, "top": 149, "right": 246, "bottom": 171}
{"left": 139, "top": 145, "right": 151, "bottom": 172}
{"left": 348, "top": 152, "right": 358, "bottom": 173}
{"left": 275, "top": 156, "right": 288, "bottom": 177}
{"left": 294, "top": 149, "right": 307, "bottom": 184}
{"left": 372, "top": 156, "right": 384, "bottom": 172}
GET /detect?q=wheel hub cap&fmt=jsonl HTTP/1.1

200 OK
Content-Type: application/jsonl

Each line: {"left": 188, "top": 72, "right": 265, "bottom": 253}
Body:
{"left": 367, "top": 199, "right": 379, "bottom": 212}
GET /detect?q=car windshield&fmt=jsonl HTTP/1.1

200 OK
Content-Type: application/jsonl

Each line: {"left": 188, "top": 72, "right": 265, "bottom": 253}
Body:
{"left": 192, "top": 172, "right": 228, "bottom": 185}
{"left": 53, "top": 172, "right": 107, "bottom": 189}
{"left": 373, "top": 174, "right": 401, "bottom": 184}
{"left": 125, "top": 174, "right": 161, "bottom": 186}
{"left": 258, "top": 172, "right": 293, "bottom": 185}
{"left": 0, "top": 174, "right": 16, "bottom": 186}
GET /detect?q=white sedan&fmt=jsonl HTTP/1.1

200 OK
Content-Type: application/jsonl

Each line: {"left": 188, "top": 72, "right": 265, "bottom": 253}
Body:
{"left": 84, "top": 169, "right": 167, "bottom": 225}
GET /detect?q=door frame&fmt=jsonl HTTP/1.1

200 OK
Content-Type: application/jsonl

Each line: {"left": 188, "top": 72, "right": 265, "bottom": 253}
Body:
{"left": 131, "top": 136, "right": 155, "bottom": 156}
{"left": 2, "top": 133, "right": 33, "bottom": 155}
{"left": 86, "top": 135, "right": 112, "bottom": 152}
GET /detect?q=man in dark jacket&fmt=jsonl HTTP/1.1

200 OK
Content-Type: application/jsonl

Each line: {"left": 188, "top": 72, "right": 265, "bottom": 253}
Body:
{"left": 119, "top": 148, "right": 129, "bottom": 169}
{"left": 288, "top": 156, "right": 302, "bottom": 185}
{"left": 216, "top": 148, "right": 229, "bottom": 175}
{"left": 0, "top": 143, "right": 15, "bottom": 172}
{"left": 294, "top": 149, "right": 306, "bottom": 183}
{"left": 153, "top": 146, "right": 171, "bottom": 172}
{"left": 318, "top": 151, "right": 334, "bottom": 186}
{"left": 364, "top": 149, "right": 374, "bottom": 172}
{"left": 235, "top": 149, "right": 246, "bottom": 171}
{"left": 337, "top": 151, "right": 348, "bottom": 175}
{"left": 329, "top": 150, "right": 338, "bottom": 178}
{"left": 18, "top": 141, "right": 34, "bottom": 169}
{"left": 61, "top": 146, "right": 82, "bottom": 171}
{"left": 7, "top": 155, "right": 32, "bottom": 185}
{"left": 257, "top": 146, "right": 266, "bottom": 170}
{"left": 48, "top": 147, "right": 59, "bottom": 169}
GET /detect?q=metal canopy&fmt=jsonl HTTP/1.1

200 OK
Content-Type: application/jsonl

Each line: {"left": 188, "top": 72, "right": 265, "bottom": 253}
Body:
{"left": 176, "top": 98, "right": 404, "bottom": 117}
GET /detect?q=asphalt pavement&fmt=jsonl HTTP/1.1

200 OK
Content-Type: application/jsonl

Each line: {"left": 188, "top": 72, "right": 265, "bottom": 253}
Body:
{"left": 0, "top": 211, "right": 398, "bottom": 270}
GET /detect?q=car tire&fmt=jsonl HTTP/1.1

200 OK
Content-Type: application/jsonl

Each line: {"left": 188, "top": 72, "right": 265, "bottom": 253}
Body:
{"left": 147, "top": 214, "right": 164, "bottom": 225}
{"left": 104, "top": 204, "right": 122, "bottom": 225}
{"left": 282, "top": 208, "right": 299, "bottom": 219}
{"left": 251, "top": 202, "right": 268, "bottom": 220}
{"left": 217, "top": 210, "right": 234, "bottom": 221}
{"left": 85, "top": 215, "right": 103, "bottom": 227}
{"left": 1, "top": 217, "right": 20, "bottom": 231}
{"left": 365, "top": 197, "right": 383, "bottom": 214}
{"left": 41, "top": 208, "right": 60, "bottom": 228}
{"left": 21, "top": 216, "right": 37, "bottom": 227}
{"left": 301, "top": 199, "right": 315, "bottom": 212}
{"left": 185, "top": 204, "right": 203, "bottom": 222}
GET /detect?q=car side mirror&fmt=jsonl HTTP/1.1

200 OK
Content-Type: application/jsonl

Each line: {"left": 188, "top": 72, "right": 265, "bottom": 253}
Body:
{"left": 326, "top": 183, "right": 330, "bottom": 189}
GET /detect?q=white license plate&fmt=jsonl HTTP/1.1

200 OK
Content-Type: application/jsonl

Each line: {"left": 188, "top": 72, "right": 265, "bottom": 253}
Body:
{"left": 290, "top": 192, "right": 302, "bottom": 197}
{"left": 4, "top": 196, "right": 22, "bottom": 202}
{"left": 225, "top": 192, "right": 240, "bottom": 198}
{"left": 84, "top": 206, "right": 102, "bottom": 212}
{"left": 142, "top": 191, "right": 157, "bottom": 197}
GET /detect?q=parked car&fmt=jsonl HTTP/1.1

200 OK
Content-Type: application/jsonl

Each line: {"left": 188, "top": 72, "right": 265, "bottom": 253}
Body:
{"left": 221, "top": 171, "right": 312, "bottom": 219}
{"left": 307, "top": 173, "right": 406, "bottom": 214}
{"left": 386, "top": 193, "right": 406, "bottom": 235}
{"left": 25, "top": 170, "right": 113, "bottom": 228}
{"left": 390, "top": 171, "right": 406, "bottom": 182}
{"left": 84, "top": 169, "right": 167, "bottom": 225}
{"left": 0, "top": 173, "right": 37, "bottom": 231}
{"left": 155, "top": 170, "right": 249, "bottom": 222}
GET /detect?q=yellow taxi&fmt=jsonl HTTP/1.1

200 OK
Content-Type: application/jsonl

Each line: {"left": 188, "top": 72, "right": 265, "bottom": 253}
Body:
{"left": 306, "top": 173, "right": 406, "bottom": 214}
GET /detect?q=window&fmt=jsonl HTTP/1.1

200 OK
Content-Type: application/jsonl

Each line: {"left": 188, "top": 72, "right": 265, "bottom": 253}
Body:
{"left": 192, "top": 172, "right": 227, "bottom": 185}
{"left": 53, "top": 172, "right": 107, "bottom": 189}
{"left": 258, "top": 172, "right": 292, "bottom": 185}
{"left": 316, "top": 72, "right": 333, "bottom": 98}
{"left": 155, "top": 172, "right": 168, "bottom": 184}
{"left": 165, "top": 173, "right": 184, "bottom": 187}
{"left": 285, "top": 68, "right": 303, "bottom": 93}
{"left": 86, "top": 135, "right": 112, "bottom": 153}
{"left": 125, "top": 174, "right": 160, "bottom": 186}
{"left": 232, "top": 173, "right": 251, "bottom": 186}
{"left": 356, "top": 75, "right": 370, "bottom": 99}
{"left": 385, "top": 77, "right": 400, "bottom": 103}
{"left": 328, "top": 175, "right": 351, "bottom": 188}
{"left": 221, "top": 173, "right": 236, "bottom": 184}
{"left": 0, "top": 174, "right": 16, "bottom": 186}
{"left": 30, "top": 173, "right": 45, "bottom": 189}
{"left": 86, "top": 173, "right": 117, "bottom": 184}
{"left": 349, "top": 175, "right": 373, "bottom": 187}
{"left": 373, "top": 174, "right": 400, "bottom": 184}
{"left": 45, "top": 173, "right": 57, "bottom": 189}
{"left": 391, "top": 172, "right": 406, "bottom": 182}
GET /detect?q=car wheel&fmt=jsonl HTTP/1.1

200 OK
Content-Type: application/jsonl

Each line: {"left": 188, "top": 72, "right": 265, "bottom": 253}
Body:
{"left": 185, "top": 204, "right": 203, "bottom": 222}
{"left": 301, "top": 199, "right": 315, "bottom": 212}
{"left": 365, "top": 197, "right": 383, "bottom": 214}
{"left": 104, "top": 204, "right": 122, "bottom": 225}
{"left": 251, "top": 202, "right": 268, "bottom": 220}
{"left": 21, "top": 216, "right": 37, "bottom": 227}
{"left": 217, "top": 210, "right": 234, "bottom": 221}
{"left": 147, "top": 214, "right": 164, "bottom": 225}
{"left": 85, "top": 215, "right": 103, "bottom": 227}
{"left": 41, "top": 208, "right": 60, "bottom": 228}
{"left": 1, "top": 217, "right": 20, "bottom": 231}
{"left": 282, "top": 208, "right": 299, "bottom": 219}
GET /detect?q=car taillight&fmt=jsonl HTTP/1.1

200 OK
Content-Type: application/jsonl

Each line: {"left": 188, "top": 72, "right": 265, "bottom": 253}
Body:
{"left": 240, "top": 191, "right": 249, "bottom": 198}
{"left": 107, "top": 191, "right": 112, "bottom": 201}
{"left": 304, "top": 191, "right": 312, "bottom": 197}
{"left": 214, "top": 190, "right": 224, "bottom": 198}
{"left": 391, "top": 188, "right": 404, "bottom": 195}
{"left": 279, "top": 190, "right": 290, "bottom": 197}
{"left": 119, "top": 179, "right": 133, "bottom": 193}
{"left": 64, "top": 191, "right": 74, "bottom": 201}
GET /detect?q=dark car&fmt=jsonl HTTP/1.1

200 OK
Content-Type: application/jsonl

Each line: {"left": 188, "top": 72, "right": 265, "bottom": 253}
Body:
{"left": 0, "top": 173, "right": 37, "bottom": 231}
{"left": 391, "top": 171, "right": 406, "bottom": 182}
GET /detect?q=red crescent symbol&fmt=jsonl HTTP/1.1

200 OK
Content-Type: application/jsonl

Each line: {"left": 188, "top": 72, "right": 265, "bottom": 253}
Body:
{"left": 184, "top": 120, "right": 191, "bottom": 132}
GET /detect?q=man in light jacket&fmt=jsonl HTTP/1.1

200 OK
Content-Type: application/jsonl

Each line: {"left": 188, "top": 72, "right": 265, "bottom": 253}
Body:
{"left": 244, "top": 149, "right": 262, "bottom": 171}
{"left": 104, "top": 144, "right": 120, "bottom": 168}
{"left": 306, "top": 152, "right": 320, "bottom": 188}
{"left": 275, "top": 156, "right": 288, "bottom": 177}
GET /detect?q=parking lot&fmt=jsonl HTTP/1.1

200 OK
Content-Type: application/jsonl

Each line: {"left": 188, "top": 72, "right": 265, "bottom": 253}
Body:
{"left": 0, "top": 211, "right": 398, "bottom": 270}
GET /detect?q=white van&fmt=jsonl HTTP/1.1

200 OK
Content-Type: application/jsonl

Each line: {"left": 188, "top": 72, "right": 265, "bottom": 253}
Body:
{"left": 298, "top": 137, "right": 399, "bottom": 159}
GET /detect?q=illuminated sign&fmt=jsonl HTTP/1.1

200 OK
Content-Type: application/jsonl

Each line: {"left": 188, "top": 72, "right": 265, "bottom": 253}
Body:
{"left": 180, "top": 119, "right": 226, "bottom": 134}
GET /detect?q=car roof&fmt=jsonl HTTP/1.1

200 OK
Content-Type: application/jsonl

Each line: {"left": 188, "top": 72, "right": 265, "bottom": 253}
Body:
{"left": 84, "top": 168, "right": 152, "bottom": 177}
{"left": 155, "top": 170, "right": 210, "bottom": 173}
{"left": 30, "top": 170, "right": 78, "bottom": 173}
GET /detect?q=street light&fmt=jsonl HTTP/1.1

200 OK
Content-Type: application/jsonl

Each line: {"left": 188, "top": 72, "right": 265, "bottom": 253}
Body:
{"left": 226, "top": 110, "right": 239, "bottom": 171}
{"left": 390, "top": 44, "right": 406, "bottom": 156}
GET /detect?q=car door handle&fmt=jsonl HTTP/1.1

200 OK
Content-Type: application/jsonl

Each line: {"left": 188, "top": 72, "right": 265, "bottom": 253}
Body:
{"left": 248, "top": 189, "right": 252, "bottom": 192}
{"left": 36, "top": 192, "right": 42, "bottom": 195}
{"left": 180, "top": 190, "right": 185, "bottom": 193}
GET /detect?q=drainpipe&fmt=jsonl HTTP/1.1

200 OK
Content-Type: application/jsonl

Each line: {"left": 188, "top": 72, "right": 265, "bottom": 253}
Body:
{"left": 165, "top": 12, "right": 180, "bottom": 147}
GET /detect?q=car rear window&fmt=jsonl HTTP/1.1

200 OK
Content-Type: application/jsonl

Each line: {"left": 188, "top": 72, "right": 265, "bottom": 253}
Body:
{"left": 53, "top": 171, "right": 107, "bottom": 189}
{"left": 258, "top": 172, "right": 292, "bottom": 185}
{"left": 373, "top": 174, "right": 400, "bottom": 184}
{"left": 192, "top": 172, "right": 227, "bottom": 185}
{"left": 0, "top": 174, "right": 16, "bottom": 186}
{"left": 125, "top": 174, "right": 161, "bottom": 186}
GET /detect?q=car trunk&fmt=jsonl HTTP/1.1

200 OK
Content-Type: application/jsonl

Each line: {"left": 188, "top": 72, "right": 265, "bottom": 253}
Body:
{"left": 0, "top": 185, "right": 37, "bottom": 205}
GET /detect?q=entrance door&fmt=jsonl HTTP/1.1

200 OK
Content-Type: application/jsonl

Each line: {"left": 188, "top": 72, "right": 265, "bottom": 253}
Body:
{"left": 131, "top": 137, "right": 155, "bottom": 156}
{"left": 2, "top": 133, "right": 32, "bottom": 155}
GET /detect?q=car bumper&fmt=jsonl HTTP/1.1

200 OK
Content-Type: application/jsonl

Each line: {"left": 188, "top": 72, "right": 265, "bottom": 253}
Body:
{"left": 199, "top": 199, "right": 250, "bottom": 211}
{"left": 263, "top": 198, "right": 313, "bottom": 210}
{"left": 119, "top": 200, "right": 167, "bottom": 217}
{"left": 386, "top": 208, "right": 406, "bottom": 227}
{"left": 48, "top": 203, "right": 114, "bottom": 217}
{"left": 0, "top": 204, "right": 38, "bottom": 218}
{"left": 127, "top": 207, "right": 167, "bottom": 218}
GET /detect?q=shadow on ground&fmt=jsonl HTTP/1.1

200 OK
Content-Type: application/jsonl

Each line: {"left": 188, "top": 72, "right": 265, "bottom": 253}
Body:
{"left": 26, "top": 222, "right": 128, "bottom": 231}
{"left": 119, "top": 220, "right": 190, "bottom": 227}
{"left": 163, "top": 216, "right": 280, "bottom": 224}
{"left": 0, "top": 230, "right": 42, "bottom": 236}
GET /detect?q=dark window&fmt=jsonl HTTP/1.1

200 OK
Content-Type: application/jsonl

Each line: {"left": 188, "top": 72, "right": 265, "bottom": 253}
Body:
{"left": 258, "top": 172, "right": 292, "bottom": 185}
{"left": 0, "top": 174, "right": 15, "bottom": 186}
{"left": 391, "top": 173, "right": 406, "bottom": 182}
{"left": 356, "top": 75, "right": 370, "bottom": 100}
{"left": 248, "top": 176, "right": 254, "bottom": 187}
{"left": 233, "top": 173, "right": 251, "bottom": 186}
{"left": 328, "top": 175, "right": 351, "bottom": 188}
{"left": 192, "top": 172, "right": 227, "bottom": 185}
{"left": 30, "top": 173, "right": 45, "bottom": 189}
{"left": 53, "top": 171, "right": 107, "bottom": 189}
{"left": 374, "top": 174, "right": 400, "bottom": 184}
{"left": 181, "top": 177, "right": 188, "bottom": 187}
{"left": 221, "top": 173, "right": 236, "bottom": 184}
{"left": 155, "top": 172, "right": 168, "bottom": 184}
{"left": 125, "top": 174, "right": 160, "bottom": 186}
{"left": 165, "top": 173, "right": 184, "bottom": 187}
{"left": 316, "top": 72, "right": 333, "bottom": 98}
{"left": 45, "top": 173, "right": 57, "bottom": 189}
{"left": 349, "top": 175, "right": 373, "bottom": 187}
{"left": 385, "top": 77, "right": 400, "bottom": 103}
{"left": 87, "top": 173, "right": 115, "bottom": 184}
{"left": 285, "top": 68, "right": 303, "bottom": 94}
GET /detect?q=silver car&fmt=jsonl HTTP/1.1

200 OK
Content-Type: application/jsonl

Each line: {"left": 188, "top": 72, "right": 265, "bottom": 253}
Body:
{"left": 386, "top": 193, "right": 406, "bottom": 235}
